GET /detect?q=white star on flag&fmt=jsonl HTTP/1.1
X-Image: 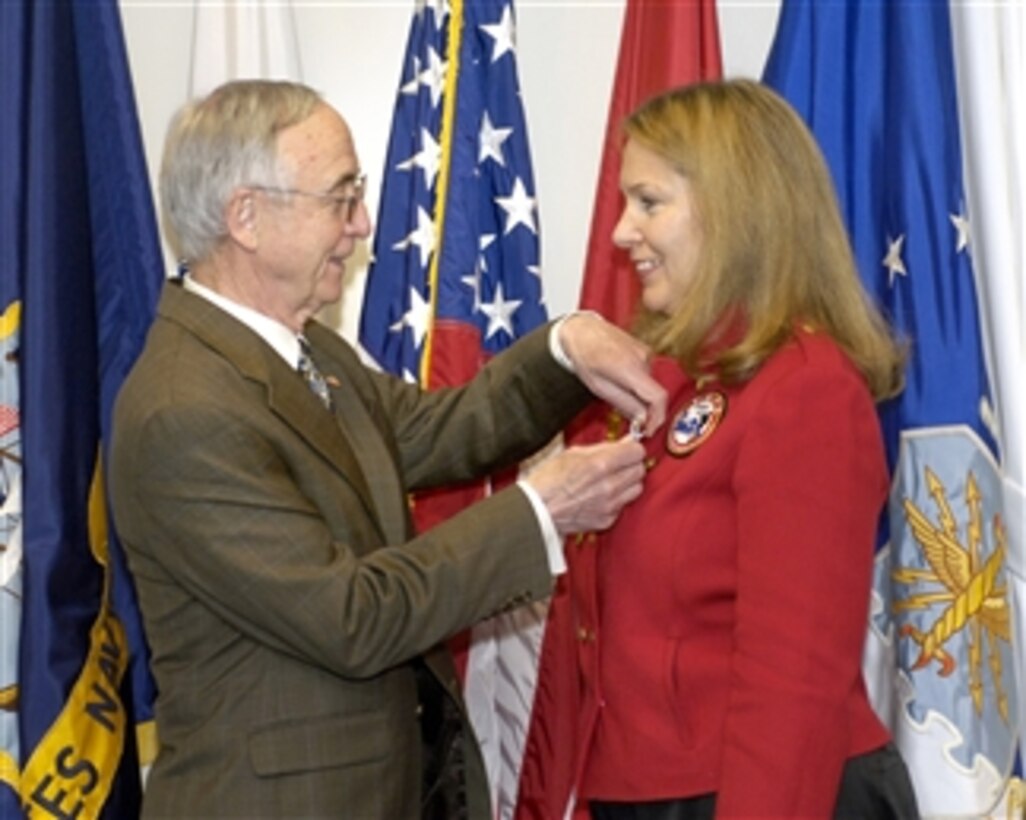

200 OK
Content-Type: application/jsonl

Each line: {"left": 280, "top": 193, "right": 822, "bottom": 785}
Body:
{"left": 462, "top": 234, "right": 496, "bottom": 312}
{"left": 882, "top": 234, "right": 908, "bottom": 287}
{"left": 389, "top": 286, "right": 433, "bottom": 349}
{"left": 400, "top": 55, "right": 422, "bottom": 96}
{"left": 417, "top": 0, "right": 449, "bottom": 25}
{"left": 479, "top": 112, "right": 513, "bottom": 166}
{"left": 420, "top": 46, "right": 447, "bottom": 108}
{"left": 495, "top": 177, "right": 537, "bottom": 235}
{"left": 479, "top": 233, "right": 496, "bottom": 272}
{"left": 480, "top": 282, "right": 522, "bottom": 340}
{"left": 480, "top": 5, "right": 516, "bottom": 63}
{"left": 461, "top": 267, "right": 482, "bottom": 313}
{"left": 392, "top": 206, "right": 437, "bottom": 268}
{"left": 949, "top": 211, "right": 971, "bottom": 253}
{"left": 397, "top": 128, "right": 442, "bottom": 190}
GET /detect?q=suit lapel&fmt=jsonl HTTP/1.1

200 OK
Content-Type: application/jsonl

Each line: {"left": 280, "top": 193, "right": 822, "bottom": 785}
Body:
{"left": 266, "top": 368, "right": 385, "bottom": 543}
{"left": 157, "top": 283, "right": 385, "bottom": 540}
{"left": 305, "top": 324, "right": 412, "bottom": 546}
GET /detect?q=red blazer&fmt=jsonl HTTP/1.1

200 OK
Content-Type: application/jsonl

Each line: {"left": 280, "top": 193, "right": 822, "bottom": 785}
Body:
{"left": 572, "top": 329, "right": 892, "bottom": 817}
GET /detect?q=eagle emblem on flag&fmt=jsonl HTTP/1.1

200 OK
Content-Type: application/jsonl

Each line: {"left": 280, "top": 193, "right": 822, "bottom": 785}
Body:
{"left": 872, "top": 428, "right": 1017, "bottom": 810}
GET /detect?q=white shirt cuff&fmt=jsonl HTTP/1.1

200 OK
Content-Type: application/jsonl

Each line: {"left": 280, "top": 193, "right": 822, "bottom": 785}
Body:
{"left": 548, "top": 316, "right": 574, "bottom": 373}
{"left": 517, "top": 480, "right": 566, "bottom": 576}
{"left": 548, "top": 310, "right": 604, "bottom": 374}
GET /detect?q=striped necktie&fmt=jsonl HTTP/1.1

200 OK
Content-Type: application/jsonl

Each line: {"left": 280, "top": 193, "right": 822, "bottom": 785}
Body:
{"left": 297, "top": 338, "right": 334, "bottom": 411}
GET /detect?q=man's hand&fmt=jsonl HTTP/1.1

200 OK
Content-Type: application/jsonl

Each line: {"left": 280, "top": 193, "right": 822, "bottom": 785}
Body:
{"left": 524, "top": 437, "right": 646, "bottom": 535}
{"left": 558, "top": 313, "right": 667, "bottom": 436}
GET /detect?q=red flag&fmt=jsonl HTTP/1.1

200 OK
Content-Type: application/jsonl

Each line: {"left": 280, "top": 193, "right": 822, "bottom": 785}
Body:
{"left": 580, "top": 0, "right": 723, "bottom": 329}
{"left": 514, "top": 2, "right": 721, "bottom": 817}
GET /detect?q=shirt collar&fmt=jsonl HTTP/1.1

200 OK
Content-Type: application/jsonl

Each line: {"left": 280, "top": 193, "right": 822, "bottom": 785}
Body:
{"left": 181, "top": 275, "right": 302, "bottom": 368}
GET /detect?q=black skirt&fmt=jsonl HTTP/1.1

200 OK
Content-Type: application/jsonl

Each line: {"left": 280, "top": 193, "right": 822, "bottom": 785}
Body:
{"left": 588, "top": 742, "right": 919, "bottom": 820}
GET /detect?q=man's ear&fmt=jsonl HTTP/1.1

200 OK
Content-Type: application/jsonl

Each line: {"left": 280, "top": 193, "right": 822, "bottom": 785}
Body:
{"left": 225, "top": 188, "right": 258, "bottom": 251}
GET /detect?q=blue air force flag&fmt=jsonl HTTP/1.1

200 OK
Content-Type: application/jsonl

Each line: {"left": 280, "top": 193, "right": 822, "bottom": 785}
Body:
{"left": 764, "top": 1, "right": 1020, "bottom": 815}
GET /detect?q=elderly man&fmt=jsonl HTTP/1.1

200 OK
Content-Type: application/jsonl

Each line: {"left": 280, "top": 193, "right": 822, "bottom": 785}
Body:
{"left": 109, "top": 80, "right": 664, "bottom": 819}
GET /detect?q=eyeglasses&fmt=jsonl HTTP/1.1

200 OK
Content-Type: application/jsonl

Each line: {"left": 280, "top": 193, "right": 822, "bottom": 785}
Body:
{"left": 251, "top": 172, "right": 367, "bottom": 224}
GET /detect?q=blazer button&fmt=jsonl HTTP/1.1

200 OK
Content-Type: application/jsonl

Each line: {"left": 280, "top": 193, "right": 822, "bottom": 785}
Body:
{"left": 506, "top": 591, "right": 531, "bottom": 609}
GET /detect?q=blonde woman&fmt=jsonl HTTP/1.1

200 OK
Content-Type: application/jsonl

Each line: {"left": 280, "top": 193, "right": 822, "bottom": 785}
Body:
{"left": 567, "top": 80, "right": 919, "bottom": 819}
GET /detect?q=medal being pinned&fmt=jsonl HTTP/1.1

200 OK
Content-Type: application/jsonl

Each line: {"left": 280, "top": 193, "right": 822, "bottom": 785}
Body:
{"left": 667, "top": 392, "right": 727, "bottom": 457}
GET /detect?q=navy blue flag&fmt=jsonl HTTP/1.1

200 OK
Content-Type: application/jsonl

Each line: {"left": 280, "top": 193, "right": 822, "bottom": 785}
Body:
{"left": 0, "top": 0, "right": 162, "bottom": 815}
{"left": 360, "top": 0, "right": 546, "bottom": 390}
{"left": 764, "top": 1, "right": 1020, "bottom": 814}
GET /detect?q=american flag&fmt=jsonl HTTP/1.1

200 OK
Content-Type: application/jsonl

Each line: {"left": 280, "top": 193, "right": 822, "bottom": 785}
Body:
{"left": 360, "top": 0, "right": 545, "bottom": 389}
{"left": 359, "top": 1, "right": 549, "bottom": 814}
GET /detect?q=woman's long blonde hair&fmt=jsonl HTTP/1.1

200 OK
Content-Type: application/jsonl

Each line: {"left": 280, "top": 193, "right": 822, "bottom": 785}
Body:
{"left": 627, "top": 80, "right": 904, "bottom": 400}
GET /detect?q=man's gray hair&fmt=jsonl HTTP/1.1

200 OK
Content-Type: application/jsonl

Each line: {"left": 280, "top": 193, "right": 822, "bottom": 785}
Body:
{"left": 160, "top": 80, "right": 323, "bottom": 264}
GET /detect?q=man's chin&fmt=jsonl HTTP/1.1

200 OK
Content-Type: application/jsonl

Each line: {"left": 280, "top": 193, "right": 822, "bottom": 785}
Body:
{"left": 311, "top": 282, "right": 344, "bottom": 316}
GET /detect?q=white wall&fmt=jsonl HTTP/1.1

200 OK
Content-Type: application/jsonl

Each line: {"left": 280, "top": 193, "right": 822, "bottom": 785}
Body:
{"left": 118, "top": 0, "right": 780, "bottom": 343}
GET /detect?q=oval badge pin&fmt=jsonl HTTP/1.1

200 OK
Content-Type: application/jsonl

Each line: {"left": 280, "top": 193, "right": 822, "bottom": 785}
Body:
{"left": 667, "top": 391, "right": 727, "bottom": 457}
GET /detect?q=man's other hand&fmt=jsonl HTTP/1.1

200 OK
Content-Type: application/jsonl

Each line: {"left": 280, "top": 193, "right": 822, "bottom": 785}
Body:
{"left": 524, "top": 437, "right": 647, "bottom": 535}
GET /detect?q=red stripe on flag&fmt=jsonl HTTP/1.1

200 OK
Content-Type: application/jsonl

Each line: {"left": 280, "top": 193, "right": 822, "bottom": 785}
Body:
{"left": 425, "top": 321, "right": 488, "bottom": 389}
{"left": 417, "top": 320, "right": 489, "bottom": 683}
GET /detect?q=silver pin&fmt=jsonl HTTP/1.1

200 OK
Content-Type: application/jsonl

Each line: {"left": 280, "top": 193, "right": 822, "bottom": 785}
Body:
{"left": 629, "top": 416, "right": 645, "bottom": 441}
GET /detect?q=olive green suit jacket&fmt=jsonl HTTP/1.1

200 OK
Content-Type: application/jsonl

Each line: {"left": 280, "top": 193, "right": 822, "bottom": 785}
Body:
{"left": 109, "top": 282, "right": 591, "bottom": 818}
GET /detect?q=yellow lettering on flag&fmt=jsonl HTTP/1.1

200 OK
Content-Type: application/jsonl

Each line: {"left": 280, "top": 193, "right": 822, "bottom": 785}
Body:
{"left": 19, "top": 459, "right": 129, "bottom": 818}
